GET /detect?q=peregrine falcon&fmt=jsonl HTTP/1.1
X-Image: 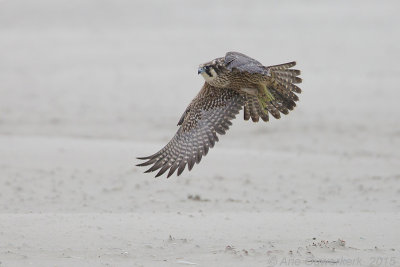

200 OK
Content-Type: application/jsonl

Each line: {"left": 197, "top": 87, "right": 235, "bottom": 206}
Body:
{"left": 137, "top": 51, "right": 302, "bottom": 178}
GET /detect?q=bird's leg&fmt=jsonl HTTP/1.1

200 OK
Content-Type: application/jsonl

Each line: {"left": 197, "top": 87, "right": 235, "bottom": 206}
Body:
{"left": 257, "top": 83, "right": 274, "bottom": 109}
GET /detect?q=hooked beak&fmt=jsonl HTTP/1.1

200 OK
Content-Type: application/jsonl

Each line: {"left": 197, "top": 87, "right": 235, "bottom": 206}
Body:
{"left": 198, "top": 67, "right": 205, "bottom": 75}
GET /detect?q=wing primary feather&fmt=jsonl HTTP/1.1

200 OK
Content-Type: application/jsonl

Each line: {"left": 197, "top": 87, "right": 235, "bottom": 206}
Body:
{"left": 196, "top": 150, "right": 203, "bottom": 163}
{"left": 167, "top": 162, "right": 180, "bottom": 178}
{"left": 212, "top": 131, "right": 219, "bottom": 142}
{"left": 137, "top": 154, "right": 158, "bottom": 160}
{"left": 155, "top": 163, "right": 172, "bottom": 177}
{"left": 188, "top": 156, "right": 195, "bottom": 171}
{"left": 203, "top": 142, "right": 210, "bottom": 155}
{"left": 145, "top": 157, "right": 166, "bottom": 173}
{"left": 136, "top": 156, "right": 159, "bottom": 167}
{"left": 215, "top": 126, "right": 226, "bottom": 135}
{"left": 177, "top": 161, "right": 186, "bottom": 176}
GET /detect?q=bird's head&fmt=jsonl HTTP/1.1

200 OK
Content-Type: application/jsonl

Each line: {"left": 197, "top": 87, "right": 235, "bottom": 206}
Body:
{"left": 198, "top": 64, "right": 217, "bottom": 82}
{"left": 198, "top": 59, "right": 223, "bottom": 82}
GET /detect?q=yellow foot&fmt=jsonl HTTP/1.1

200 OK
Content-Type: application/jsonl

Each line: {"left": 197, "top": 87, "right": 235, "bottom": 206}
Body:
{"left": 257, "top": 84, "right": 274, "bottom": 109}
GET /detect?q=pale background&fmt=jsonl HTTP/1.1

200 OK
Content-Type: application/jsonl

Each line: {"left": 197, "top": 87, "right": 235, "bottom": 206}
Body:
{"left": 0, "top": 0, "right": 399, "bottom": 266}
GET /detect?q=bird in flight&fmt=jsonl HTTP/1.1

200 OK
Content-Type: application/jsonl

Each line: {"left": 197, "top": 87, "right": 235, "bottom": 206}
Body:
{"left": 137, "top": 51, "right": 302, "bottom": 178}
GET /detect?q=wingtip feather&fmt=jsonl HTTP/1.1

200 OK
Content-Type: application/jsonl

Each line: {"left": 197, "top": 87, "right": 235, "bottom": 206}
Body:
{"left": 137, "top": 156, "right": 151, "bottom": 160}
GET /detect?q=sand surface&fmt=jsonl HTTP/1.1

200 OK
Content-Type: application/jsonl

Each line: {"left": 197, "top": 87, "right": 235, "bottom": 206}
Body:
{"left": 1, "top": 0, "right": 400, "bottom": 266}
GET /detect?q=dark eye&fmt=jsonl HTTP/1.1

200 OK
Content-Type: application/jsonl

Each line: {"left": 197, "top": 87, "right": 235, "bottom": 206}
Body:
{"left": 205, "top": 66, "right": 213, "bottom": 77}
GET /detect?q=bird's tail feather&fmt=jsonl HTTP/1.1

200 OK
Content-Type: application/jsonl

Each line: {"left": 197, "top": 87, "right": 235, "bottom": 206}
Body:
{"left": 266, "top": 62, "right": 301, "bottom": 118}
{"left": 244, "top": 61, "right": 302, "bottom": 122}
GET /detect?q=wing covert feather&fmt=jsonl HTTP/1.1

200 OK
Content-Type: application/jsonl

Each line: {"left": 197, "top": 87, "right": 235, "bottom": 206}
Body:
{"left": 224, "top": 51, "right": 268, "bottom": 75}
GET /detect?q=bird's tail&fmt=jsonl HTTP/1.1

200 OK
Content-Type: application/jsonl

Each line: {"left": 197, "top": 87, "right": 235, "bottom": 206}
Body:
{"left": 267, "top": 61, "right": 301, "bottom": 118}
{"left": 243, "top": 61, "right": 302, "bottom": 121}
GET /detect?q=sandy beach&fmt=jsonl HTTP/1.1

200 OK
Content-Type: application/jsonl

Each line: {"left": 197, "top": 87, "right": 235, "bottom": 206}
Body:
{"left": 1, "top": 0, "right": 399, "bottom": 266}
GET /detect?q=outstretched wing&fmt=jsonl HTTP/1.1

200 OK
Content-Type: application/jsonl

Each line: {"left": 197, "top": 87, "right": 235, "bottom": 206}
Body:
{"left": 224, "top": 51, "right": 268, "bottom": 75}
{"left": 137, "top": 83, "right": 245, "bottom": 178}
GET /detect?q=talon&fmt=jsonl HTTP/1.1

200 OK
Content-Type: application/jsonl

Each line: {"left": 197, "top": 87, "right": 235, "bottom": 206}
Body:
{"left": 260, "top": 84, "right": 275, "bottom": 101}
{"left": 257, "top": 84, "right": 274, "bottom": 110}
